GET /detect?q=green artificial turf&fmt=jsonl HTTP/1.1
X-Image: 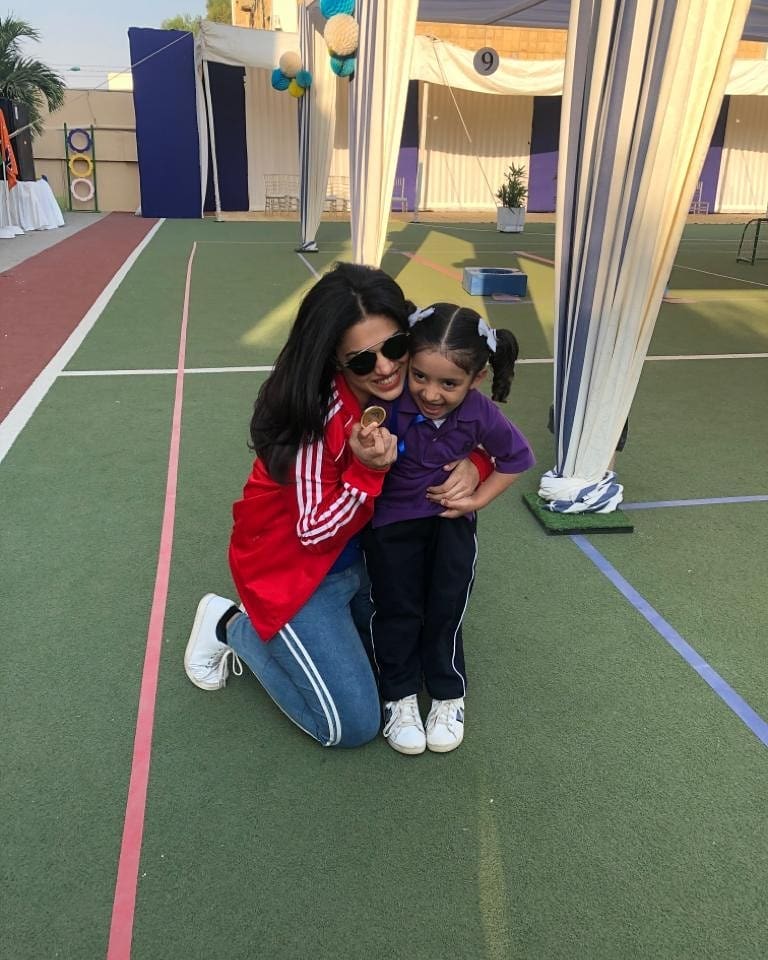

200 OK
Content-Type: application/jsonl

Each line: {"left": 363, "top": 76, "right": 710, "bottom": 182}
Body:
{"left": 3, "top": 218, "right": 768, "bottom": 960}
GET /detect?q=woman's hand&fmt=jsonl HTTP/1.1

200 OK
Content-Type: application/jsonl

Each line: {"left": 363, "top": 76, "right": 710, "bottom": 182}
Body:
{"left": 349, "top": 422, "right": 398, "bottom": 471}
{"left": 426, "top": 458, "right": 480, "bottom": 506}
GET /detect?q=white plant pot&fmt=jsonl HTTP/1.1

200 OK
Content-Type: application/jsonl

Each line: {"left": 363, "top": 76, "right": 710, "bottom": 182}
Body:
{"left": 496, "top": 206, "right": 525, "bottom": 233}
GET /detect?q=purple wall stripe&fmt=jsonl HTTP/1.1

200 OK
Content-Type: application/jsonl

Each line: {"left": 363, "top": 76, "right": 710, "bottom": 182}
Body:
{"left": 528, "top": 96, "right": 560, "bottom": 212}
{"left": 699, "top": 97, "right": 729, "bottom": 211}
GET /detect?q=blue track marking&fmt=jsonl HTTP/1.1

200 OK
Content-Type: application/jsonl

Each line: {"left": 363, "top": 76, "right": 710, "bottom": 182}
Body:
{"left": 571, "top": 535, "right": 768, "bottom": 748}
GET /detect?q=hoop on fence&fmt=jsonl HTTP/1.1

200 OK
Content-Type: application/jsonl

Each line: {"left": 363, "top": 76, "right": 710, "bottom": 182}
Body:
{"left": 70, "top": 177, "right": 95, "bottom": 202}
{"left": 68, "top": 153, "right": 93, "bottom": 177}
{"left": 67, "top": 127, "right": 93, "bottom": 152}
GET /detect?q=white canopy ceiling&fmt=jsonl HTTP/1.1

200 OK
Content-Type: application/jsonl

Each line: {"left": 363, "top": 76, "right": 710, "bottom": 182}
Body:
{"left": 416, "top": 0, "right": 768, "bottom": 42}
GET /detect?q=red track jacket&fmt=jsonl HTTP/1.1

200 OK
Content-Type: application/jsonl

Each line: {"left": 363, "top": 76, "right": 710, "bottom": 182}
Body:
{"left": 229, "top": 374, "right": 386, "bottom": 641}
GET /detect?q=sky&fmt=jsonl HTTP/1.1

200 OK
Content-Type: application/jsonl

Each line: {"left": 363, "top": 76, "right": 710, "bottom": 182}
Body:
{"left": 9, "top": 1, "right": 208, "bottom": 87}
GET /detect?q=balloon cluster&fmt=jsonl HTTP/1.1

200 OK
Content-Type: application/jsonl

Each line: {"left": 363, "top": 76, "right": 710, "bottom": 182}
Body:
{"left": 321, "top": 0, "right": 358, "bottom": 78}
{"left": 271, "top": 50, "right": 312, "bottom": 98}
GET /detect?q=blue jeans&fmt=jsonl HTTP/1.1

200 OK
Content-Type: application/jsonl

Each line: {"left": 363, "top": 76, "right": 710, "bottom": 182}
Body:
{"left": 225, "top": 561, "right": 381, "bottom": 748}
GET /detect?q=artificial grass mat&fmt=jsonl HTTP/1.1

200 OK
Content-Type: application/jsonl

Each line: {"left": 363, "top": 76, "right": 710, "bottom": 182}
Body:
{"left": 522, "top": 491, "right": 634, "bottom": 533}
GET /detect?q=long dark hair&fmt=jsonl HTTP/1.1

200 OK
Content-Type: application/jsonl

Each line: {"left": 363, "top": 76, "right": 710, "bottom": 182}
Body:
{"left": 407, "top": 303, "right": 519, "bottom": 402}
{"left": 250, "top": 262, "right": 409, "bottom": 480}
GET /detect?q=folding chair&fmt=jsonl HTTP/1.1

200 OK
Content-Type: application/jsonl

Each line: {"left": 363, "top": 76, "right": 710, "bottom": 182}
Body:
{"left": 264, "top": 174, "right": 283, "bottom": 214}
{"left": 689, "top": 181, "right": 709, "bottom": 215}
{"left": 326, "top": 175, "right": 350, "bottom": 214}
{"left": 392, "top": 176, "right": 407, "bottom": 213}
{"left": 284, "top": 174, "right": 299, "bottom": 211}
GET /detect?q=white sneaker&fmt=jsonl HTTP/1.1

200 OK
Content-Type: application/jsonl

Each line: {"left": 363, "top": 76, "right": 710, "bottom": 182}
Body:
{"left": 184, "top": 593, "right": 243, "bottom": 691}
{"left": 426, "top": 698, "right": 465, "bottom": 753}
{"left": 382, "top": 695, "right": 426, "bottom": 755}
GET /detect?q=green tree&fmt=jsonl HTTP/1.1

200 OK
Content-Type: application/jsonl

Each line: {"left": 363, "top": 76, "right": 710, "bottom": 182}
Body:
{"left": 0, "top": 15, "right": 65, "bottom": 137}
{"left": 160, "top": 13, "right": 202, "bottom": 33}
{"left": 206, "top": 0, "right": 231, "bottom": 23}
{"left": 160, "top": 1, "right": 230, "bottom": 33}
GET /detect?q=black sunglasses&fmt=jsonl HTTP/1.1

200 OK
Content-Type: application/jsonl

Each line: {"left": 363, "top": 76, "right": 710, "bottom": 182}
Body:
{"left": 341, "top": 331, "right": 410, "bottom": 376}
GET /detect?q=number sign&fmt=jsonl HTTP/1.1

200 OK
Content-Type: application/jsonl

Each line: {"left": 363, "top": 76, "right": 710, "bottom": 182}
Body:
{"left": 473, "top": 47, "right": 499, "bottom": 76}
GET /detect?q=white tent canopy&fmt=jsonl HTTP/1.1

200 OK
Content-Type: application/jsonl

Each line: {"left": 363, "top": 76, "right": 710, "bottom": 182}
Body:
{"left": 301, "top": 0, "right": 758, "bottom": 513}
{"left": 196, "top": 3, "right": 764, "bottom": 513}
{"left": 195, "top": 14, "right": 768, "bottom": 222}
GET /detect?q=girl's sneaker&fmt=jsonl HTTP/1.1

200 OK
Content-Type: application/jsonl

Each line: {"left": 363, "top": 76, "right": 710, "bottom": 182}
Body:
{"left": 382, "top": 694, "right": 426, "bottom": 755}
{"left": 426, "top": 698, "right": 465, "bottom": 752}
{"left": 184, "top": 593, "right": 243, "bottom": 690}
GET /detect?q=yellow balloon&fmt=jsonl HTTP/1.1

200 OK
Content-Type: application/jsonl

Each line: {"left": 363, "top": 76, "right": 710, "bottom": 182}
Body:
{"left": 288, "top": 79, "right": 305, "bottom": 98}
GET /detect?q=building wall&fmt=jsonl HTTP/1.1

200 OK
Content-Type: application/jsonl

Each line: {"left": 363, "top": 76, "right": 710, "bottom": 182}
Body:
{"left": 35, "top": 89, "right": 138, "bottom": 213}
{"left": 415, "top": 24, "right": 766, "bottom": 61}
{"left": 232, "top": 0, "right": 273, "bottom": 30}
{"left": 415, "top": 24, "right": 568, "bottom": 60}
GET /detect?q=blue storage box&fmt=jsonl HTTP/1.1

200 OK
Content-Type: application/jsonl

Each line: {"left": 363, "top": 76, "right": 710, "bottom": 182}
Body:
{"left": 462, "top": 267, "right": 527, "bottom": 297}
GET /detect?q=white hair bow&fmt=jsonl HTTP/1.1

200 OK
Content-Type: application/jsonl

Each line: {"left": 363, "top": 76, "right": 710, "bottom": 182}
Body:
{"left": 477, "top": 317, "right": 497, "bottom": 353}
{"left": 407, "top": 306, "right": 435, "bottom": 327}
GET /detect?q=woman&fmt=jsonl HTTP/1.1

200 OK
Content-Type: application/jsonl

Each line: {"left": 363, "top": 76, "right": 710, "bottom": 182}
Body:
{"left": 184, "top": 263, "right": 484, "bottom": 747}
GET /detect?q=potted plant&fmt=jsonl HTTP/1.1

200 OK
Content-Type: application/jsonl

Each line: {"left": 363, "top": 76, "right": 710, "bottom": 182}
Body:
{"left": 496, "top": 163, "right": 528, "bottom": 233}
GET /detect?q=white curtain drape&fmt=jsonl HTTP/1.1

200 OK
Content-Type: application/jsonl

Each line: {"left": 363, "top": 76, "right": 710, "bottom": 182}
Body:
{"left": 297, "top": 1, "right": 338, "bottom": 250}
{"left": 540, "top": 0, "right": 751, "bottom": 513}
{"left": 349, "top": 0, "right": 418, "bottom": 267}
{"left": 716, "top": 95, "right": 768, "bottom": 212}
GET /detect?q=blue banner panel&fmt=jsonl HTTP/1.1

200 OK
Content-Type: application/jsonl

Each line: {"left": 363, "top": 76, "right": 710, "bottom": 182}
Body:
{"left": 129, "top": 28, "right": 200, "bottom": 218}
{"left": 203, "top": 61, "right": 248, "bottom": 213}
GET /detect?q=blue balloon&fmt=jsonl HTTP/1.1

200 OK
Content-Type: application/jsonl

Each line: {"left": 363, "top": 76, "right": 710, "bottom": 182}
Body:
{"left": 296, "top": 69, "right": 313, "bottom": 89}
{"left": 330, "top": 55, "right": 355, "bottom": 78}
{"left": 270, "top": 68, "right": 290, "bottom": 91}
{"left": 320, "top": 0, "right": 355, "bottom": 17}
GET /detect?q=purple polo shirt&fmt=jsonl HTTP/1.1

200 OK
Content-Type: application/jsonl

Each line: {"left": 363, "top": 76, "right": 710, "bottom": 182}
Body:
{"left": 372, "top": 386, "right": 535, "bottom": 529}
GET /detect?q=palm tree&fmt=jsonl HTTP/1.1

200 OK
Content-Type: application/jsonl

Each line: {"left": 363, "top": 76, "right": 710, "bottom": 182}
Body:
{"left": 0, "top": 15, "right": 65, "bottom": 137}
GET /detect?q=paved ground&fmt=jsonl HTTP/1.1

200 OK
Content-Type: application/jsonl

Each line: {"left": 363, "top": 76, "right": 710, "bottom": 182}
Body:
{"left": 0, "top": 211, "right": 107, "bottom": 274}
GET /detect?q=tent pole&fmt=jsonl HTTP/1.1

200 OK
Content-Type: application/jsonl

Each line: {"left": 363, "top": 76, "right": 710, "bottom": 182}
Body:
{"left": 414, "top": 81, "right": 429, "bottom": 222}
{"left": 203, "top": 59, "right": 223, "bottom": 222}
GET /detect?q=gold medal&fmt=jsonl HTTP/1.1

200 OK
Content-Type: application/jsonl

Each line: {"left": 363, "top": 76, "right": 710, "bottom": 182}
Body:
{"left": 360, "top": 405, "right": 386, "bottom": 428}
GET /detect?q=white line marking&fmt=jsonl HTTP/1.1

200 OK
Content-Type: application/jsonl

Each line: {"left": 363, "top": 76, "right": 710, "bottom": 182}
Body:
{"left": 196, "top": 240, "right": 347, "bottom": 246}
{"left": 645, "top": 353, "right": 768, "bottom": 361}
{"left": 59, "top": 366, "right": 276, "bottom": 376}
{"left": 674, "top": 263, "right": 768, "bottom": 288}
{"left": 51, "top": 353, "right": 768, "bottom": 379}
{"left": 297, "top": 252, "right": 320, "bottom": 277}
{"left": 0, "top": 219, "right": 165, "bottom": 466}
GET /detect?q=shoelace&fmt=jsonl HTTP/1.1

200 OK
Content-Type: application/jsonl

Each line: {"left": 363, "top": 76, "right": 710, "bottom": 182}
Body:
{"left": 427, "top": 698, "right": 462, "bottom": 732}
{"left": 229, "top": 650, "right": 244, "bottom": 677}
{"left": 383, "top": 696, "right": 421, "bottom": 737}
{"left": 205, "top": 647, "right": 243, "bottom": 678}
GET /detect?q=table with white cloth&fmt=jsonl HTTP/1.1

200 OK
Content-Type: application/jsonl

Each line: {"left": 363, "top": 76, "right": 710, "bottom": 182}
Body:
{"left": 0, "top": 179, "right": 65, "bottom": 237}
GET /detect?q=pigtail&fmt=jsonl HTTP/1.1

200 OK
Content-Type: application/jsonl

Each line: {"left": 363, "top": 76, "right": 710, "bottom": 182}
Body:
{"left": 489, "top": 329, "right": 519, "bottom": 402}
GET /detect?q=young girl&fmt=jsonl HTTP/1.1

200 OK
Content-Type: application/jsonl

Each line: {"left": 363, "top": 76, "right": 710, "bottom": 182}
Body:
{"left": 183, "top": 265, "right": 486, "bottom": 749}
{"left": 362, "top": 303, "right": 535, "bottom": 755}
